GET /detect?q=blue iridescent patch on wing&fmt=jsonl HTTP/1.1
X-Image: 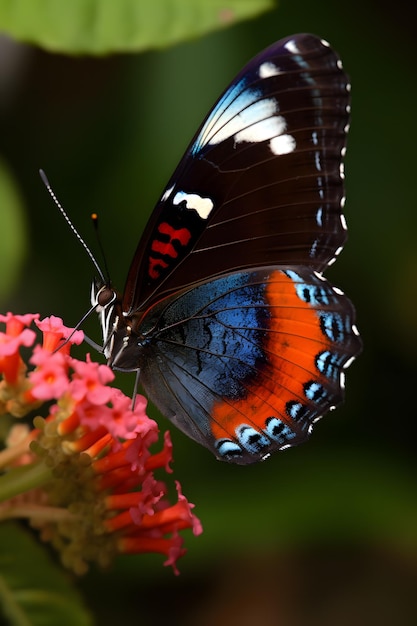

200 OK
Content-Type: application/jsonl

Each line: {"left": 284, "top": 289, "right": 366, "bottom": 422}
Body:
{"left": 155, "top": 272, "right": 270, "bottom": 399}
{"left": 192, "top": 78, "right": 262, "bottom": 155}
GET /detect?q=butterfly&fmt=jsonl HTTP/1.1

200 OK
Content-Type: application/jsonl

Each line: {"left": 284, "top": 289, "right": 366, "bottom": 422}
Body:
{"left": 92, "top": 33, "right": 362, "bottom": 465}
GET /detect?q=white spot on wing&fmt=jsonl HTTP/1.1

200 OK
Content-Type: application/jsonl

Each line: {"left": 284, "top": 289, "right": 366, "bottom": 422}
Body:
{"left": 344, "top": 356, "right": 356, "bottom": 369}
{"left": 196, "top": 85, "right": 261, "bottom": 150}
{"left": 258, "top": 61, "right": 280, "bottom": 78}
{"left": 173, "top": 191, "right": 214, "bottom": 220}
{"left": 208, "top": 97, "right": 278, "bottom": 146}
{"left": 333, "top": 245, "right": 344, "bottom": 259}
{"left": 235, "top": 115, "right": 286, "bottom": 144}
{"left": 284, "top": 39, "right": 300, "bottom": 54}
{"left": 269, "top": 134, "right": 296, "bottom": 155}
{"left": 161, "top": 185, "right": 174, "bottom": 202}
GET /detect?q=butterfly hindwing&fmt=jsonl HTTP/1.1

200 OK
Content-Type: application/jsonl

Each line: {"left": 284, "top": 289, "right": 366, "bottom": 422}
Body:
{"left": 134, "top": 268, "right": 360, "bottom": 464}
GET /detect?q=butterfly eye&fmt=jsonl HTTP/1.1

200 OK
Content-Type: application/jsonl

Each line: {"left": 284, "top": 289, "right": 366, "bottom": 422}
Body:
{"left": 96, "top": 287, "right": 117, "bottom": 308}
{"left": 90, "top": 283, "right": 117, "bottom": 314}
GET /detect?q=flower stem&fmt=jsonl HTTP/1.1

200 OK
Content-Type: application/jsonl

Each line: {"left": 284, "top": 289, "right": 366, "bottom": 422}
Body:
{"left": 0, "top": 503, "right": 74, "bottom": 523}
{"left": 0, "top": 462, "right": 53, "bottom": 503}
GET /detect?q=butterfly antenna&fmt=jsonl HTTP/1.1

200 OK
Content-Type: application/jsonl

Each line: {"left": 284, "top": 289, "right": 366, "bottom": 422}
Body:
{"left": 39, "top": 169, "right": 107, "bottom": 285}
{"left": 91, "top": 213, "right": 112, "bottom": 285}
{"left": 132, "top": 368, "right": 141, "bottom": 410}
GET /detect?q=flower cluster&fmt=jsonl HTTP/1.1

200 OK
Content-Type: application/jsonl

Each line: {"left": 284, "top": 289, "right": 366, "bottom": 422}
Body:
{"left": 0, "top": 313, "right": 202, "bottom": 575}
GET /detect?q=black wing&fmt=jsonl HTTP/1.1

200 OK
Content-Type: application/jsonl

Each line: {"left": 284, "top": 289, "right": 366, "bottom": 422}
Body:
{"left": 122, "top": 33, "right": 350, "bottom": 314}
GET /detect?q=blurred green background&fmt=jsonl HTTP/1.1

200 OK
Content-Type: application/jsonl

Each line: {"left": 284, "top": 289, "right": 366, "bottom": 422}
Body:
{"left": 1, "top": 0, "right": 417, "bottom": 624}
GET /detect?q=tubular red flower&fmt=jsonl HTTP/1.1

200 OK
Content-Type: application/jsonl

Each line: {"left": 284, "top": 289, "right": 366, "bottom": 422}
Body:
{"left": 66, "top": 427, "right": 111, "bottom": 455}
{"left": 138, "top": 482, "right": 203, "bottom": 537}
{"left": 144, "top": 431, "right": 173, "bottom": 473}
{"left": 118, "top": 534, "right": 186, "bottom": 576}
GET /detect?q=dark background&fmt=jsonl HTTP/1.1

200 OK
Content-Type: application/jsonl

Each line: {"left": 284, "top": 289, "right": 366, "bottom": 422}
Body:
{"left": 1, "top": 0, "right": 417, "bottom": 624}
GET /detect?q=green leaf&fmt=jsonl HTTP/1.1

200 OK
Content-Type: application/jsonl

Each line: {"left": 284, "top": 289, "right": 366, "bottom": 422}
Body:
{"left": 0, "top": 0, "right": 275, "bottom": 55}
{"left": 0, "top": 523, "right": 93, "bottom": 626}
{"left": 0, "top": 160, "right": 27, "bottom": 305}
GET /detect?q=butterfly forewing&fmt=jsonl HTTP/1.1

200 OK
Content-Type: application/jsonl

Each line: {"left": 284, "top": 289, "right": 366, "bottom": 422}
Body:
{"left": 122, "top": 34, "right": 350, "bottom": 314}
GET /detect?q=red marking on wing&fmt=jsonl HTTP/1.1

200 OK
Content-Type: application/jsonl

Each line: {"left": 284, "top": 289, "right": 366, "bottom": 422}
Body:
{"left": 156, "top": 222, "right": 192, "bottom": 255}
{"left": 148, "top": 257, "right": 169, "bottom": 280}
{"left": 148, "top": 222, "right": 192, "bottom": 279}
{"left": 210, "top": 270, "right": 331, "bottom": 441}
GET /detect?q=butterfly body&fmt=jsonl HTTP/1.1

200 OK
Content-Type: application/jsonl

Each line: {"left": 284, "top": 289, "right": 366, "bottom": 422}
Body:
{"left": 93, "top": 34, "right": 362, "bottom": 464}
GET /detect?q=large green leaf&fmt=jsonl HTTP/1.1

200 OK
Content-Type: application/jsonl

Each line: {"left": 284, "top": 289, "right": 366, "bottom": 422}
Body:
{"left": 0, "top": 523, "right": 93, "bottom": 626}
{"left": 0, "top": 0, "right": 275, "bottom": 55}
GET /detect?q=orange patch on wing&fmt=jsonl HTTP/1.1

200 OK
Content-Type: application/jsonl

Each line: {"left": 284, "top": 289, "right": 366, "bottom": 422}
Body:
{"left": 210, "top": 270, "right": 331, "bottom": 441}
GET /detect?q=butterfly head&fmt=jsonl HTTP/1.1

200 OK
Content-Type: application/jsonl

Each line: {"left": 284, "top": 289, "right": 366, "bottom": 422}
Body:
{"left": 91, "top": 278, "right": 151, "bottom": 372}
{"left": 90, "top": 278, "right": 121, "bottom": 360}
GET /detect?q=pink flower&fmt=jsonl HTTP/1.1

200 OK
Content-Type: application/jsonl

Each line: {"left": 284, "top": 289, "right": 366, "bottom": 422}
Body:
{"left": 28, "top": 346, "right": 69, "bottom": 400}
{"left": 0, "top": 312, "right": 39, "bottom": 330}
{"left": 69, "top": 356, "right": 114, "bottom": 405}
{"left": 35, "top": 315, "right": 84, "bottom": 353}
{"left": 105, "top": 388, "right": 150, "bottom": 440}
{"left": 0, "top": 313, "right": 38, "bottom": 384}
{"left": 0, "top": 312, "right": 203, "bottom": 576}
